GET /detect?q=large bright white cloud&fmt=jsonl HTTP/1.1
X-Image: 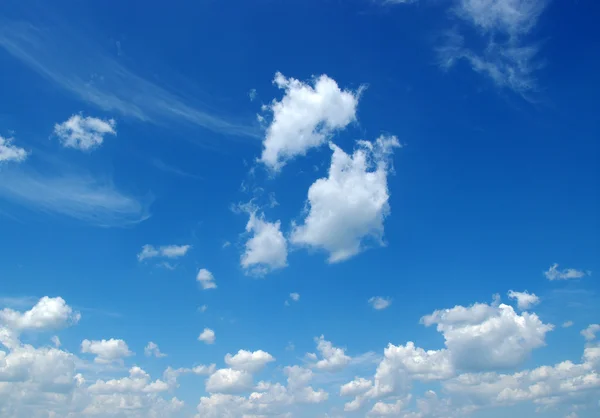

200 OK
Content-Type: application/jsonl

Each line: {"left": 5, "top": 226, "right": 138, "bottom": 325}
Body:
{"left": 0, "top": 135, "right": 28, "bottom": 163}
{"left": 0, "top": 296, "right": 80, "bottom": 332}
{"left": 54, "top": 114, "right": 116, "bottom": 151}
{"left": 291, "top": 136, "right": 400, "bottom": 262}
{"left": 259, "top": 72, "right": 360, "bottom": 171}
{"left": 240, "top": 212, "right": 288, "bottom": 275}
{"left": 205, "top": 368, "right": 253, "bottom": 393}
{"left": 81, "top": 338, "right": 133, "bottom": 364}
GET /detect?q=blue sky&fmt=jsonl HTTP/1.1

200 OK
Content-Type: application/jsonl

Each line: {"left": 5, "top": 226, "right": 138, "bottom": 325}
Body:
{"left": 0, "top": 0, "right": 599, "bottom": 417}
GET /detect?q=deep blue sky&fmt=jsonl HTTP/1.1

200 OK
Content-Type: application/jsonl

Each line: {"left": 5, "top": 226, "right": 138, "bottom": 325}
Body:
{"left": 0, "top": 0, "right": 598, "bottom": 417}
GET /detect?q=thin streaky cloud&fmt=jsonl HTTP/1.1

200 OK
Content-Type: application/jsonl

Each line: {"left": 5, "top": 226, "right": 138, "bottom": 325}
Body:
{"left": 0, "top": 20, "right": 260, "bottom": 139}
{"left": 0, "top": 167, "right": 150, "bottom": 227}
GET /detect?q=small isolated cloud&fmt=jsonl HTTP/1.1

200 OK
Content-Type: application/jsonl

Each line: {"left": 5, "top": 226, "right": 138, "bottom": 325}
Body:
{"left": 137, "top": 244, "right": 191, "bottom": 261}
{"left": 51, "top": 335, "right": 61, "bottom": 348}
{"left": 198, "top": 305, "right": 208, "bottom": 313}
{"left": 54, "top": 114, "right": 116, "bottom": 151}
{"left": 198, "top": 328, "right": 216, "bottom": 344}
{"left": 562, "top": 321, "right": 574, "bottom": 328}
{"left": 581, "top": 324, "right": 600, "bottom": 341}
{"left": 368, "top": 296, "right": 392, "bottom": 310}
{"left": 0, "top": 135, "right": 28, "bottom": 163}
{"left": 290, "top": 293, "right": 300, "bottom": 302}
{"left": 144, "top": 341, "right": 167, "bottom": 358}
{"left": 544, "top": 263, "right": 587, "bottom": 281}
{"left": 507, "top": 290, "right": 540, "bottom": 310}
{"left": 197, "top": 269, "right": 217, "bottom": 290}
{"left": 241, "top": 211, "right": 288, "bottom": 276}
{"left": 81, "top": 338, "right": 133, "bottom": 364}
{"left": 291, "top": 136, "right": 400, "bottom": 263}
{"left": 259, "top": 72, "right": 361, "bottom": 172}
{"left": 249, "top": 88, "right": 257, "bottom": 101}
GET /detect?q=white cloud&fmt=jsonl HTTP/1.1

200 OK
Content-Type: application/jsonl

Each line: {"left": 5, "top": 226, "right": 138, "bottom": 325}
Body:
{"left": 0, "top": 135, "right": 28, "bottom": 163}
{"left": 291, "top": 136, "right": 400, "bottom": 263}
{"left": 88, "top": 366, "right": 169, "bottom": 394}
{"left": 248, "top": 88, "right": 257, "bottom": 101}
{"left": 421, "top": 301, "right": 554, "bottom": 371}
{"left": 205, "top": 368, "right": 253, "bottom": 393}
{"left": 544, "top": 263, "right": 587, "bottom": 281}
{"left": 0, "top": 169, "right": 150, "bottom": 227}
{"left": 368, "top": 396, "right": 411, "bottom": 416}
{"left": 144, "top": 341, "right": 167, "bottom": 358}
{"left": 137, "top": 244, "right": 191, "bottom": 261}
{"left": 581, "top": 324, "right": 600, "bottom": 342}
{"left": 81, "top": 338, "right": 133, "bottom": 364}
{"left": 311, "top": 336, "right": 351, "bottom": 371}
{"left": 197, "top": 269, "right": 217, "bottom": 290}
{"left": 507, "top": 290, "right": 540, "bottom": 310}
{"left": 0, "top": 20, "right": 257, "bottom": 138}
{"left": 259, "top": 72, "right": 360, "bottom": 171}
{"left": 53, "top": 114, "right": 116, "bottom": 151}
{"left": 224, "top": 349, "right": 275, "bottom": 373}
{"left": 340, "top": 377, "right": 373, "bottom": 397}
{"left": 199, "top": 305, "right": 208, "bottom": 313}
{"left": 369, "top": 296, "right": 392, "bottom": 310}
{"left": 290, "top": 292, "right": 300, "bottom": 302}
{"left": 0, "top": 296, "right": 80, "bottom": 332}
{"left": 562, "top": 320, "right": 574, "bottom": 328}
{"left": 438, "top": 0, "right": 550, "bottom": 96}
{"left": 51, "top": 335, "right": 61, "bottom": 348}
{"left": 198, "top": 328, "right": 216, "bottom": 344}
{"left": 241, "top": 212, "right": 288, "bottom": 276}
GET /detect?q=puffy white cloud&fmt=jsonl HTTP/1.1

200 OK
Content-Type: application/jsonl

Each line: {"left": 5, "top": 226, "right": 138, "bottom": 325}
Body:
{"left": 368, "top": 396, "right": 411, "bottom": 416}
{"left": 0, "top": 135, "right": 28, "bottom": 163}
{"left": 88, "top": 366, "right": 169, "bottom": 394}
{"left": 290, "top": 292, "right": 300, "bottom": 302}
{"left": 311, "top": 336, "right": 351, "bottom": 371}
{"left": 81, "top": 338, "right": 133, "bottom": 364}
{"left": 421, "top": 302, "right": 554, "bottom": 371}
{"left": 291, "top": 136, "right": 400, "bottom": 263}
{"left": 340, "top": 377, "right": 373, "bottom": 397}
{"left": 581, "top": 324, "right": 600, "bottom": 342}
{"left": 369, "top": 296, "right": 392, "bottom": 310}
{"left": 144, "top": 341, "right": 167, "bottom": 358}
{"left": 241, "top": 212, "right": 288, "bottom": 276}
{"left": 507, "top": 290, "right": 540, "bottom": 310}
{"left": 562, "top": 321, "right": 574, "bottom": 328}
{"left": 224, "top": 349, "right": 275, "bottom": 373}
{"left": 197, "top": 269, "right": 217, "bottom": 290}
{"left": 0, "top": 296, "right": 80, "bottom": 332}
{"left": 137, "top": 244, "right": 191, "bottom": 261}
{"left": 544, "top": 263, "right": 587, "bottom": 281}
{"left": 259, "top": 72, "right": 360, "bottom": 172}
{"left": 198, "top": 328, "right": 216, "bottom": 344}
{"left": 205, "top": 368, "right": 253, "bottom": 393}
{"left": 53, "top": 114, "right": 116, "bottom": 151}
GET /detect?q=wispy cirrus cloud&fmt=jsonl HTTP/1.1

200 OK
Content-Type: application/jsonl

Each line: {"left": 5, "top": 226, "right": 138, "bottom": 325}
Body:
{"left": 0, "top": 19, "right": 259, "bottom": 139}
{"left": 0, "top": 167, "right": 150, "bottom": 227}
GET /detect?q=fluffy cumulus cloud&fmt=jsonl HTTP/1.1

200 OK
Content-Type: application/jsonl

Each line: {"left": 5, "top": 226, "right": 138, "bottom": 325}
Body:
{"left": 240, "top": 211, "right": 288, "bottom": 276}
{"left": 0, "top": 296, "right": 184, "bottom": 418}
{"left": 291, "top": 136, "right": 400, "bottom": 262}
{"left": 581, "top": 324, "right": 600, "bottom": 342}
{"left": 309, "top": 335, "right": 351, "bottom": 371}
{"left": 205, "top": 368, "right": 253, "bottom": 393}
{"left": 53, "top": 114, "right": 116, "bottom": 151}
{"left": 0, "top": 296, "right": 80, "bottom": 332}
{"left": 198, "top": 327, "right": 216, "bottom": 344}
{"left": 137, "top": 244, "right": 191, "bottom": 261}
{"left": 507, "top": 289, "right": 540, "bottom": 310}
{"left": 0, "top": 135, "right": 28, "bottom": 163}
{"left": 544, "top": 263, "right": 588, "bottom": 281}
{"left": 196, "top": 269, "right": 217, "bottom": 290}
{"left": 224, "top": 349, "right": 275, "bottom": 373}
{"left": 81, "top": 338, "right": 133, "bottom": 364}
{"left": 259, "top": 72, "right": 360, "bottom": 171}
